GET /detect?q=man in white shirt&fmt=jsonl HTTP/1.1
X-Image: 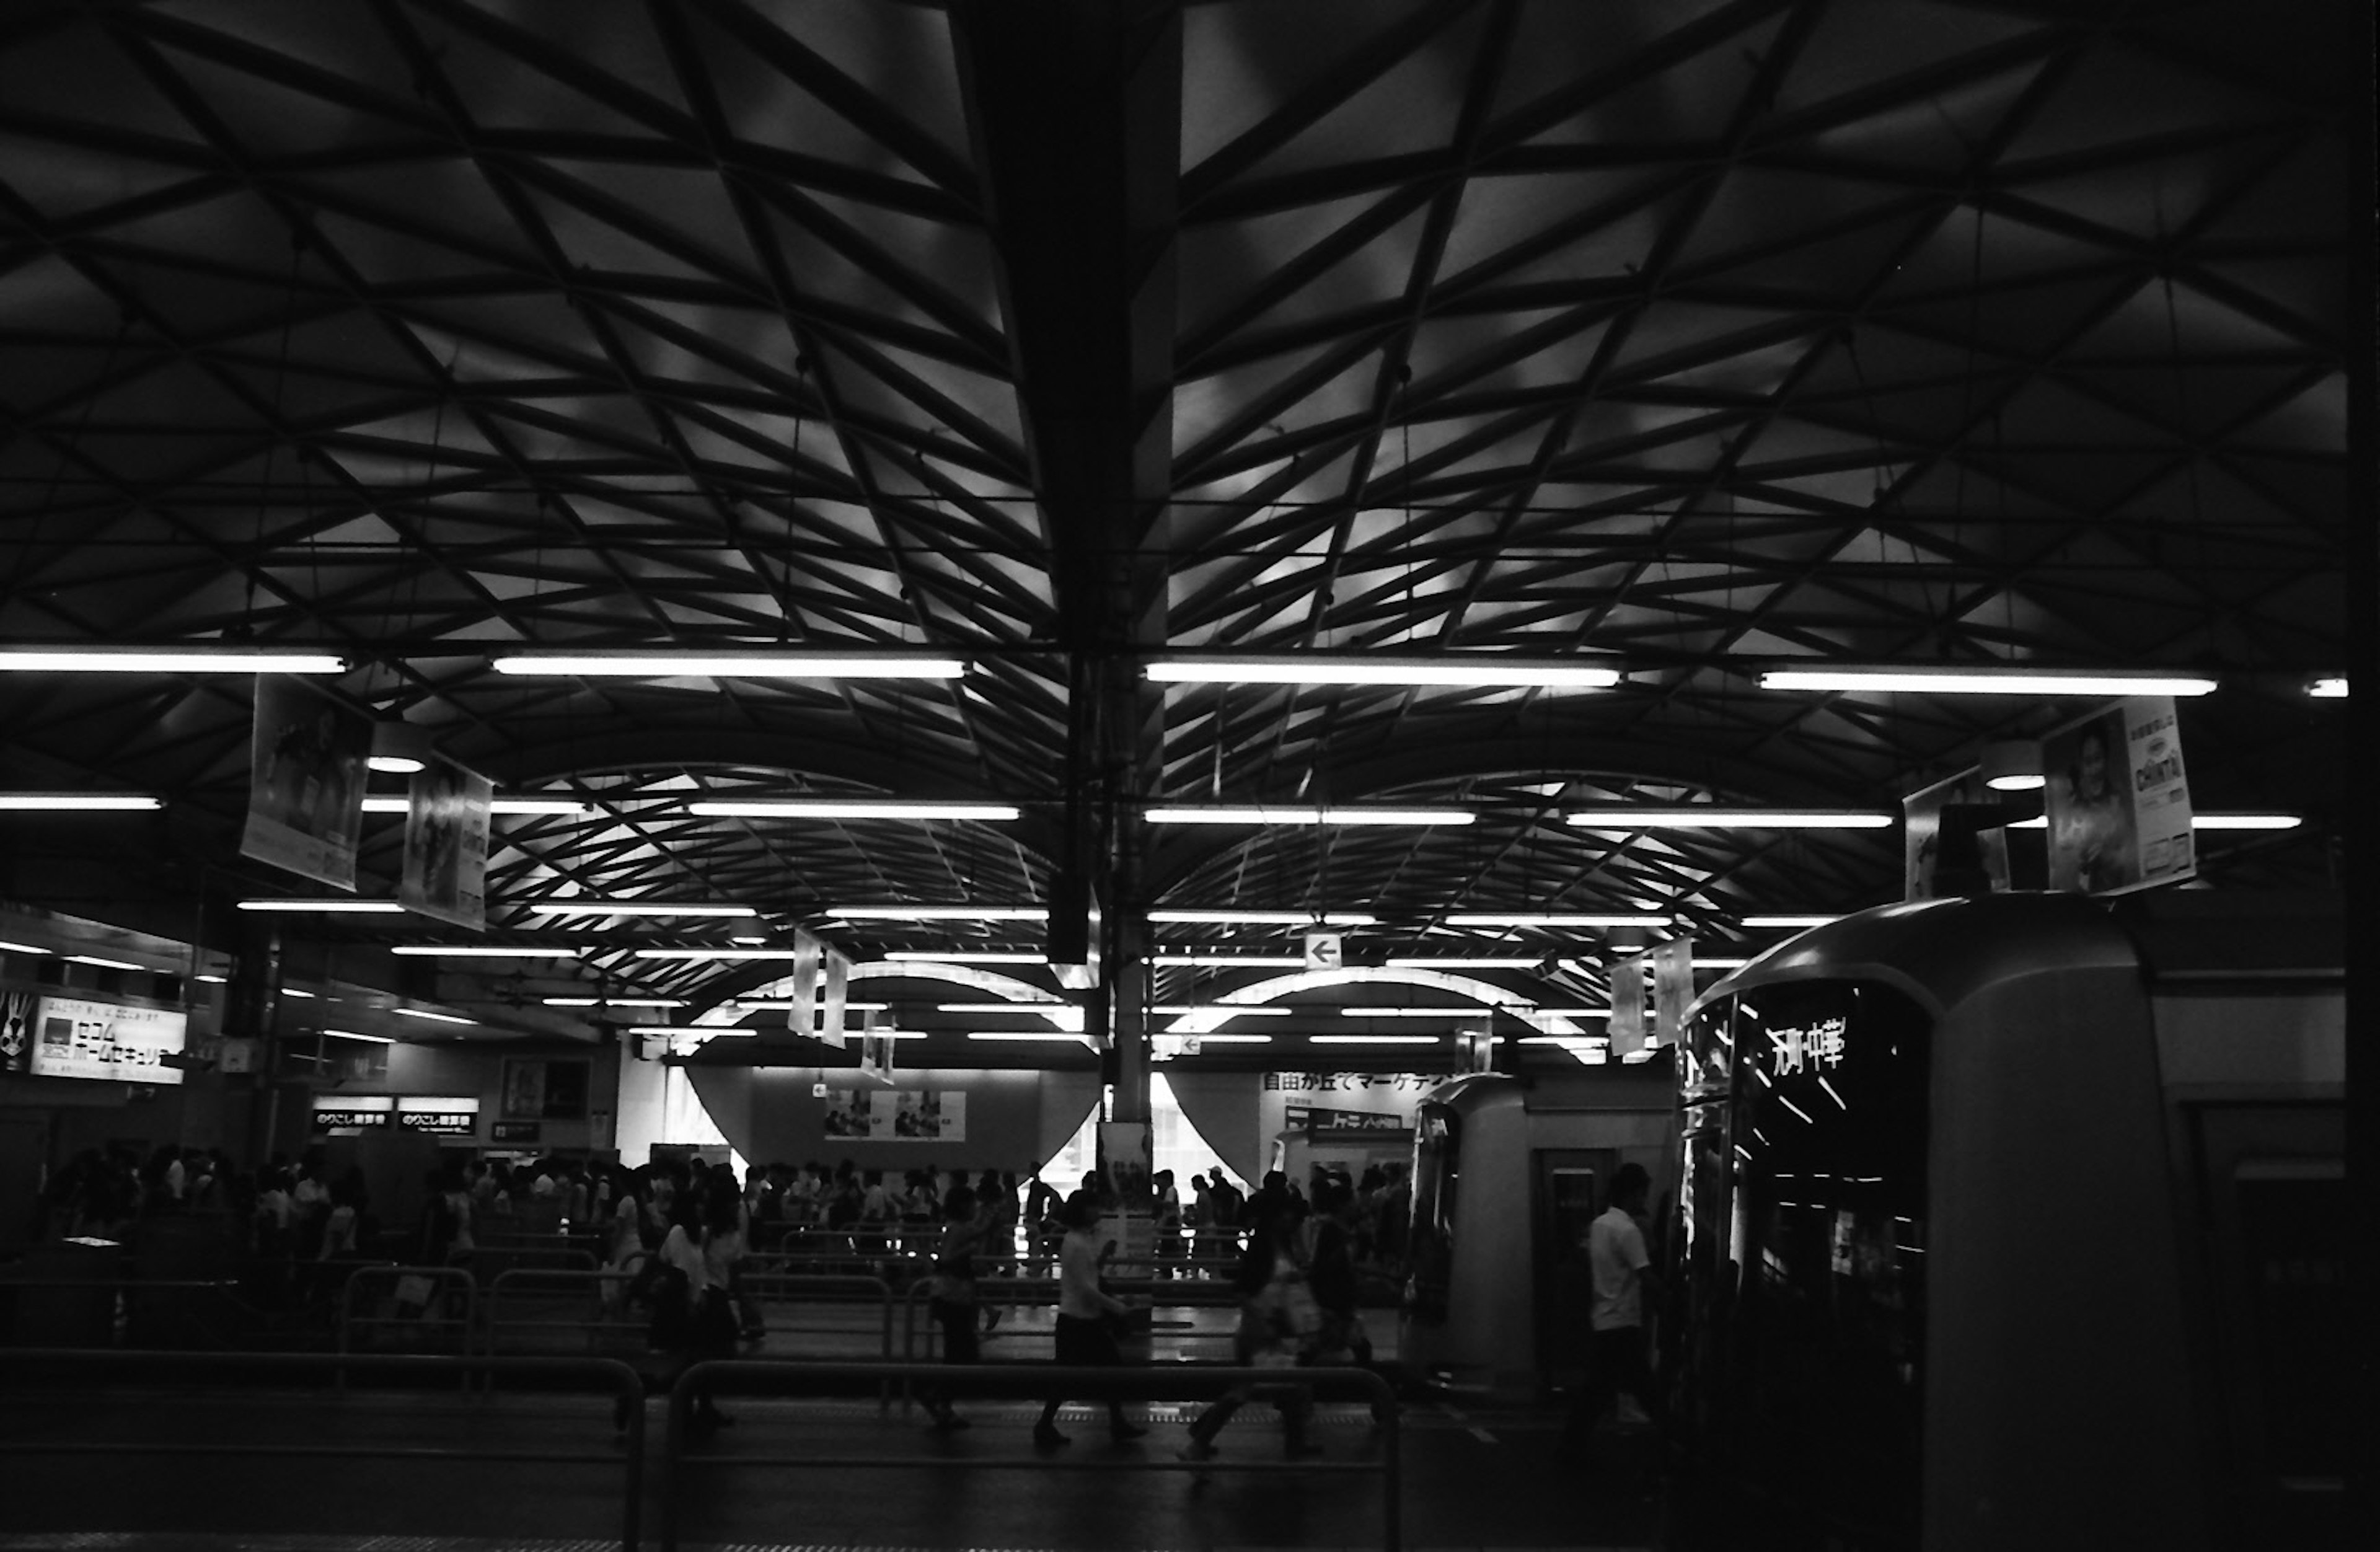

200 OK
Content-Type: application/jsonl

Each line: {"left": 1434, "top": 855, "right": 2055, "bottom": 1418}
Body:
{"left": 1562, "top": 1161, "right": 1660, "bottom": 1462}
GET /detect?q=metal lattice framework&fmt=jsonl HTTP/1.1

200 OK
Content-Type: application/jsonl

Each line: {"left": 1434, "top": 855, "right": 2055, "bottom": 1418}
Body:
{"left": 0, "top": 0, "right": 2356, "bottom": 1025}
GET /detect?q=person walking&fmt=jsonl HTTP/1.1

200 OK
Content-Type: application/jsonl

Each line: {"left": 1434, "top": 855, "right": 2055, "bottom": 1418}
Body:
{"left": 1560, "top": 1162, "right": 1660, "bottom": 1463}
{"left": 921, "top": 1184, "right": 987, "bottom": 1431}
{"left": 1033, "top": 1193, "right": 1145, "bottom": 1448}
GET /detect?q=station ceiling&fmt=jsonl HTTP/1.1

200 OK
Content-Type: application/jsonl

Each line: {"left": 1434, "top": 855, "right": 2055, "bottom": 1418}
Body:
{"left": 0, "top": 0, "right": 2359, "bottom": 1041}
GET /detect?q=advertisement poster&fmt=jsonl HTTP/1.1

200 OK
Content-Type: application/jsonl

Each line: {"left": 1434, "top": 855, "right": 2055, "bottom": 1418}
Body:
{"left": 29, "top": 997, "right": 188, "bottom": 1085}
{"left": 241, "top": 675, "right": 374, "bottom": 889}
{"left": 1608, "top": 951, "right": 1646, "bottom": 1057}
{"left": 1902, "top": 769, "right": 2012, "bottom": 900}
{"left": 400, "top": 754, "right": 493, "bottom": 928}
{"left": 2043, "top": 696, "right": 2193, "bottom": 895}
{"left": 784, "top": 929, "right": 823, "bottom": 1039}
{"left": 858, "top": 1012, "right": 897, "bottom": 1086}
{"left": 819, "top": 946, "right": 852, "bottom": 1050}
{"left": 1100, "top": 1120, "right": 1153, "bottom": 1209}
{"left": 1, "top": 990, "right": 33, "bottom": 1075}
{"left": 502, "top": 1057, "right": 591, "bottom": 1119}
{"left": 1652, "top": 938, "right": 1696, "bottom": 1046}
{"left": 821, "top": 1088, "right": 968, "bottom": 1141}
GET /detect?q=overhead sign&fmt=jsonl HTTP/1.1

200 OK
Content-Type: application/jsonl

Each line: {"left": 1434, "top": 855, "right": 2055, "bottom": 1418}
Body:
{"left": 1608, "top": 953, "right": 1646, "bottom": 1058}
{"left": 242, "top": 675, "right": 374, "bottom": 889}
{"left": 2043, "top": 696, "right": 2194, "bottom": 895}
{"left": 27, "top": 998, "right": 188, "bottom": 1085}
{"left": 819, "top": 946, "right": 852, "bottom": 1051}
{"left": 312, "top": 1094, "right": 393, "bottom": 1133}
{"left": 397, "top": 1095, "right": 481, "bottom": 1136}
{"left": 400, "top": 754, "right": 493, "bottom": 929}
{"left": 1305, "top": 1106, "right": 1416, "bottom": 1139}
{"left": 490, "top": 1121, "right": 542, "bottom": 1144}
{"left": 857, "top": 1010, "right": 896, "bottom": 1085}
{"left": 785, "top": 929, "right": 823, "bottom": 1040}
{"left": 1303, "top": 932, "right": 1344, "bottom": 971}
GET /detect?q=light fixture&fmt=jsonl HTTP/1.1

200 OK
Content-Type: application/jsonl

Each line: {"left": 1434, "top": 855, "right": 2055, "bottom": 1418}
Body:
{"left": 883, "top": 950, "right": 1047, "bottom": 964}
{"left": 389, "top": 945, "right": 584, "bottom": 958}
{"left": 2307, "top": 677, "right": 2347, "bottom": 699}
{"left": 631, "top": 948, "right": 805, "bottom": 961}
{"left": 1759, "top": 666, "right": 2219, "bottom": 697}
{"left": 193, "top": 972, "right": 226, "bottom": 983}
{"left": 1342, "top": 1007, "right": 1481, "bottom": 1018}
{"left": 0, "top": 940, "right": 52, "bottom": 954}
{"left": 938, "top": 1001, "right": 1074, "bottom": 1013}
{"left": 395, "top": 1008, "right": 474, "bottom": 1025}
{"left": 1147, "top": 655, "right": 1621, "bottom": 688}
{"left": 1147, "top": 909, "right": 1377, "bottom": 925}
{"left": 1151, "top": 1004, "right": 1291, "bottom": 1016}
{"left": 1173, "top": 1033, "right": 1274, "bottom": 1044}
{"left": 322, "top": 1029, "right": 399, "bottom": 1044}
{"left": 967, "top": 1031, "right": 1094, "bottom": 1043}
{"left": 1519, "top": 1034, "right": 1613, "bottom": 1046}
{"left": 544, "top": 997, "right": 687, "bottom": 1007}
{"left": 367, "top": 721, "right": 433, "bottom": 776}
{"left": 827, "top": 906, "right": 1046, "bottom": 920}
{"left": 1147, "top": 806, "right": 1476, "bottom": 826}
{"left": 1566, "top": 808, "right": 1894, "bottom": 829}
{"left": 1383, "top": 956, "right": 1548, "bottom": 969}
{"left": 0, "top": 646, "right": 346, "bottom": 674}
{"left": 687, "top": 798, "right": 1021, "bottom": 821}
{"left": 1310, "top": 1034, "right": 1441, "bottom": 1045}
{"left": 2007, "top": 812, "right": 2300, "bottom": 832}
{"left": 65, "top": 954, "right": 143, "bottom": 971}
{"left": 363, "top": 795, "right": 594, "bottom": 816}
{"left": 731, "top": 1000, "right": 889, "bottom": 1013}
{"left": 1696, "top": 957, "right": 1753, "bottom": 969}
{"left": 523, "top": 901, "right": 757, "bottom": 918}
{"left": 1444, "top": 912, "right": 1670, "bottom": 927}
{"left": 1743, "top": 914, "right": 1839, "bottom": 928}
{"left": 1534, "top": 1008, "right": 1611, "bottom": 1019}
{"left": 1150, "top": 953, "right": 1308, "bottom": 967}
{"left": 1978, "top": 739, "right": 2045, "bottom": 792}
{"left": 491, "top": 651, "right": 968, "bottom": 679}
{"left": 237, "top": 899, "right": 407, "bottom": 914}
{"left": 0, "top": 793, "right": 162, "bottom": 811}
{"left": 280, "top": 988, "right": 317, "bottom": 999}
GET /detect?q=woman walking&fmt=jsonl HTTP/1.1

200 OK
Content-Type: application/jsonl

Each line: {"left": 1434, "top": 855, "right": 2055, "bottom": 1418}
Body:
{"left": 1033, "top": 1193, "right": 1146, "bottom": 1448}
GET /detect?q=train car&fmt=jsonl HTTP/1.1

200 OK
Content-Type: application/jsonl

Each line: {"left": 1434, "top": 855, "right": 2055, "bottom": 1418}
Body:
{"left": 1662, "top": 890, "right": 2345, "bottom": 1552}
{"left": 1398, "top": 1065, "right": 1675, "bottom": 1400}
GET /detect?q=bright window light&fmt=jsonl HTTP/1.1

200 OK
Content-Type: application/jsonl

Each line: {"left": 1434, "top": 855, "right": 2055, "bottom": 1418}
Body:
{"left": 2307, "top": 677, "right": 2347, "bottom": 699}
{"left": 491, "top": 653, "right": 967, "bottom": 679}
{"left": 1760, "top": 667, "right": 2219, "bottom": 697}
{"left": 237, "top": 899, "right": 406, "bottom": 914}
{"left": 1147, "top": 806, "right": 1476, "bottom": 826}
{"left": 1147, "top": 909, "right": 1378, "bottom": 925}
{"left": 1150, "top": 953, "right": 1308, "bottom": 967}
{"left": 1566, "top": 808, "right": 1894, "bottom": 829}
{"left": 0, "top": 793, "right": 162, "bottom": 811}
{"left": 396, "top": 1008, "right": 474, "bottom": 1025}
{"left": 687, "top": 799, "right": 1020, "bottom": 821}
{"left": 390, "top": 945, "right": 584, "bottom": 958}
{"left": 884, "top": 950, "right": 1047, "bottom": 964}
{"left": 1743, "top": 914, "right": 1839, "bottom": 928}
{"left": 544, "top": 997, "right": 687, "bottom": 1007}
{"left": 0, "top": 648, "right": 347, "bottom": 673}
{"left": 827, "top": 905, "right": 1046, "bottom": 920}
{"left": 524, "top": 901, "right": 757, "bottom": 917}
{"left": 1445, "top": 912, "right": 1669, "bottom": 927}
{"left": 1310, "top": 1034, "right": 1441, "bottom": 1045}
{"left": 1385, "top": 956, "right": 1547, "bottom": 969}
{"left": 1147, "top": 656, "right": 1621, "bottom": 689}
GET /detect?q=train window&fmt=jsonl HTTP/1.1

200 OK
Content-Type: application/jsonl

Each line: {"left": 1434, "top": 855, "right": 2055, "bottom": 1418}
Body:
{"left": 1403, "top": 1102, "right": 1459, "bottom": 1324}
{"left": 1678, "top": 981, "right": 1932, "bottom": 1547}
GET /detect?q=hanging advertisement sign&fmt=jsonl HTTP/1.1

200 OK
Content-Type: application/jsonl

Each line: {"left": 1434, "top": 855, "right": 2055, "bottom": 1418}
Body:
{"left": 241, "top": 675, "right": 374, "bottom": 889}
{"left": 28, "top": 998, "right": 188, "bottom": 1085}
{"left": 818, "top": 946, "right": 852, "bottom": 1050}
{"left": 1608, "top": 952, "right": 1646, "bottom": 1058}
{"left": 1903, "top": 769, "right": 2013, "bottom": 900}
{"left": 1, "top": 990, "right": 33, "bottom": 1075}
{"left": 2043, "top": 696, "right": 2194, "bottom": 895}
{"left": 784, "top": 929, "right": 822, "bottom": 1040}
{"left": 1652, "top": 938, "right": 1696, "bottom": 1047}
{"left": 399, "top": 754, "right": 493, "bottom": 929}
{"left": 857, "top": 1011, "right": 897, "bottom": 1085}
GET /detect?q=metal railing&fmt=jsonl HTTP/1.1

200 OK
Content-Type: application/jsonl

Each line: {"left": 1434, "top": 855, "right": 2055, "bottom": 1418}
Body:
{"left": 478, "top": 1268, "right": 896, "bottom": 1369}
{"left": 0, "top": 1347, "right": 646, "bottom": 1552}
{"left": 656, "top": 1358, "right": 1402, "bottom": 1552}
{"left": 336, "top": 1264, "right": 477, "bottom": 1379}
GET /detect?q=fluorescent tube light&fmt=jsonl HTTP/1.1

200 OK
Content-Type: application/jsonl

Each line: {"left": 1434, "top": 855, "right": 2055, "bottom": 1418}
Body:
{"left": 1385, "top": 956, "right": 1548, "bottom": 969}
{"left": 492, "top": 652, "right": 967, "bottom": 679}
{"left": 390, "top": 945, "right": 584, "bottom": 958}
{"left": 632, "top": 948, "right": 804, "bottom": 961}
{"left": 968, "top": 1031, "right": 1093, "bottom": 1043}
{"left": 366, "top": 795, "right": 595, "bottom": 816}
{"left": 1147, "top": 909, "right": 1377, "bottom": 925}
{"left": 827, "top": 906, "right": 1046, "bottom": 920}
{"left": 0, "top": 941, "right": 51, "bottom": 954}
{"left": 1445, "top": 912, "right": 1669, "bottom": 927}
{"left": 2190, "top": 813, "right": 2301, "bottom": 830}
{"left": 66, "top": 954, "right": 143, "bottom": 971}
{"left": 1696, "top": 957, "right": 1753, "bottom": 969}
{"left": 1150, "top": 953, "right": 1308, "bottom": 967}
{"left": 687, "top": 799, "right": 1020, "bottom": 821}
{"left": 629, "top": 1025, "right": 758, "bottom": 1037}
{"left": 322, "top": 1030, "right": 398, "bottom": 1044}
{"left": 1189, "top": 1033, "right": 1275, "bottom": 1044}
{"left": 237, "top": 899, "right": 407, "bottom": 914}
{"left": 729, "top": 1000, "right": 888, "bottom": 1013}
{"left": 1760, "top": 666, "right": 2219, "bottom": 696}
{"left": 2307, "top": 677, "right": 2347, "bottom": 699}
{"left": 544, "top": 997, "right": 687, "bottom": 1007}
{"left": 1535, "top": 1008, "right": 1611, "bottom": 1019}
{"left": 366, "top": 756, "right": 425, "bottom": 775}
{"left": 193, "top": 972, "right": 226, "bottom": 982}
{"left": 1147, "top": 656, "right": 1621, "bottom": 689}
{"left": 883, "top": 950, "right": 1047, "bottom": 964}
{"left": 938, "top": 1002, "right": 1073, "bottom": 1013}
{"left": 396, "top": 1008, "right": 474, "bottom": 1025}
{"left": 280, "top": 988, "right": 317, "bottom": 999}
{"left": 0, "top": 793, "right": 162, "bottom": 811}
{"left": 0, "top": 647, "right": 346, "bottom": 673}
{"left": 1520, "top": 1035, "right": 1612, "bottom": 1047}
{"left": 1310, "top": 1034, "right": 1441, "bottom": 1045}
{"left": 1743, "top": 915, "right": 1839, "bottom": 928}
{"left": 1342, "top": 1007, "right": 1484, "bottom": 1018}
{"left": 1147, "top": 806, "right": 1475, "bottom": 826}
{"left": 1151, "top": 1005, "right": 1291, "bottom": 1016}
{"left": 1567, "top": 808, "right": 1893, "bottom": 829}
{"left": 524, "top": 901, "right": 757, "bottom": 918}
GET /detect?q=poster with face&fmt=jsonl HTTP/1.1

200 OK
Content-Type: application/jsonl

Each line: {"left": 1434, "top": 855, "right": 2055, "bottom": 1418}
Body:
{"left": 1, "top": 990, "right": 34, "bottom": 1074}
{"left": 822, "top": 1086, "right": 875, "bottom": 1138}
{"left": 400, "top": 754, "right": 492, "bottom": 928}
{"left": 2042, "top": 697, "right": 2193, "bottom": 895}
{"left": 241, "top": 675, "right": 374, "bottom": 889}
{"left": 1902, "top": 768, "right": 2014, "bottom": 900}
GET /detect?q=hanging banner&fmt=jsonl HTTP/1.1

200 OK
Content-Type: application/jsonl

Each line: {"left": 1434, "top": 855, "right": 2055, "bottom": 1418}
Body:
{"left": 1651, "top": 938, "right": 1696, "bottom": 1046}
{"left": 1608, "top": 951, "right": 1646, "bottom": 1057}
{"left": 399, "top": 754, "right": 493, "bottom": 929}
{"left": 785, "top": 929, "right": 823, "bottom": 1040}
{"left": 857, "top": 1010, "right": 896, "bottom": 1085}
{"left": 2043, "top": 696, "right": 2193, "bottom": 895}
{"left": 27, "top": 998, "right": 187, "bottom": 1085}
{"left": 241, "top": 676, "right": 374, "bottom": 889}
{"left": 1903, "top": 769, "right": 2013, "bottom": 900}
{"left": 819, "top": 946, "right": 852, "bottom": 1050}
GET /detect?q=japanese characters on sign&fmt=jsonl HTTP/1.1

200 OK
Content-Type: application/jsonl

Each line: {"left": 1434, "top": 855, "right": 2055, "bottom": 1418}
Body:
{"left": 1262, "top": 1072, "right": 1438, "bottom": 1091}
{"left": 27, "top": 998, "right": 188, "bottom": 1085}
{"left": 1766, "top": 1015, "right": 1848, "bottom": 1078}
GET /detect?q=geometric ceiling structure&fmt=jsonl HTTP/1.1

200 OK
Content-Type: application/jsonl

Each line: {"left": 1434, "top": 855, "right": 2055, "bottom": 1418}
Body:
{"left": 0, "top": 1, "right": 2358, "bottom": 1029}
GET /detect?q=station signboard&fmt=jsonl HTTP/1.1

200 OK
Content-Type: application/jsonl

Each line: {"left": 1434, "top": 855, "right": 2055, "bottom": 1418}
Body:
{"left": 312, "top": 1095, "right": 392, "bottom": 1134}
{"left": 397, "top": 1095, "right": 481, "bottom": 1136}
